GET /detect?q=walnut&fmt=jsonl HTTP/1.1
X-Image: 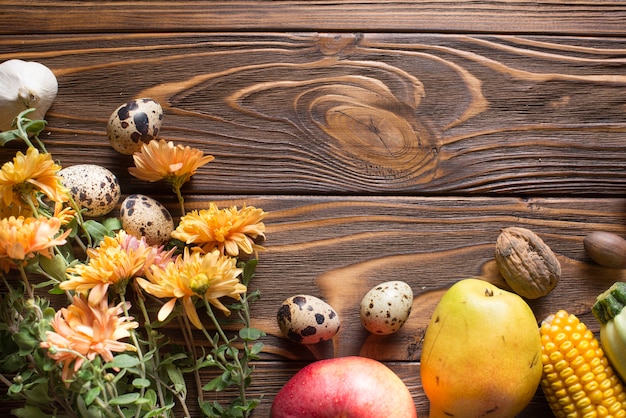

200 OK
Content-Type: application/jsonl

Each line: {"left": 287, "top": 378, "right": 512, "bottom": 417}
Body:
{"left": 494, "top": 227, "right": 561, "bottom": 299}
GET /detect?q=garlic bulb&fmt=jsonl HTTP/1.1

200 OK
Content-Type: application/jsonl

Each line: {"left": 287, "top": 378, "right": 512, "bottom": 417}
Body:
{"left": 0, "top": 59, "right": 58, "bottom": 131}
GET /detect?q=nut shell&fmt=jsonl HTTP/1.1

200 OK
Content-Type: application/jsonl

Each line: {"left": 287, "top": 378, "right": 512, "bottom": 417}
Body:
{"left": 583, "top": 231, "right": 626, "bottom": 269}
{"left": 495, "top": 227, "right": 561, "bottom": 299}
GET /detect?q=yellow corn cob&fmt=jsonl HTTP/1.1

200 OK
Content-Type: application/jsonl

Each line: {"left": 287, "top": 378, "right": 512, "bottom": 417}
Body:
{"left": 540, "top": 309, "right": 626, "bottom": 418}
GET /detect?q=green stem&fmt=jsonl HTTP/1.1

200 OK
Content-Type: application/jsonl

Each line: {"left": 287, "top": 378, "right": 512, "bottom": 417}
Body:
{"left": 179, "top": 314, "right": 203, "bottom": 408}
{"left": 172, "top": 183, "right": 185, "bottom": 217}
{"left": 17, "top": 265, "right": 34, "bottom": 300}
{"left": 33, "top": 134, "right": 47, "bottom": 154}
{"left": 0, "top": 372, "right": 14, "bottom": 388}
{"left": 23, "top": 194, "right": 40, "bottom": 217}
{"left": 175, "top": 391, "right": 192, "bottom": 417}
{"left": 15, "top": 120, "right": 34, "bottom": 149}
{"left": 120, "top": 294, "right": 147, "bottom": 418}
{"left": 65, "top": 194, "right": 93, "bottom": 248}
{"left": 94, "top": 395, "right": 122, "bottom": 418}
{"left": 103, "top": 377, "right": 126, "bottom": 418}
{"left": 201, "top": 298, "right": 248, "bottom": 409}
{"left": 135, "top": 293, "right": 170, "bottom": 413}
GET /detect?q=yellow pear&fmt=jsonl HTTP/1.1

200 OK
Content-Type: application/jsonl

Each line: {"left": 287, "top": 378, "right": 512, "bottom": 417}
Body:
{"left": 420, "top": 278, "right": 542, "bottom": 418}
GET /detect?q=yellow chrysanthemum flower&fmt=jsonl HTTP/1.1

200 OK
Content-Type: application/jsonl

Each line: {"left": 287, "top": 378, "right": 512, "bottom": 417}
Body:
{"left": 0, "top": 215, "right": 71, "bottom": 272}
{"left": 128, "top": 139, "right": 214, "bottom": 188}
{"left": 40, "top": 294, "right": 138, "bottom": 384}
{"left": 62, "top": 230, "right": 170, "bottom": 305}
{"left": 171, "top": 203, "right": 266, "bottom": 257}
{"left": 53, "top": 201, "right": 76, "bottom": 226}
{"left": 136, "top": 248, "right": 245, "bottom": 329}
{"left": 0, "top": 146, "right": 69, "bottom": 208}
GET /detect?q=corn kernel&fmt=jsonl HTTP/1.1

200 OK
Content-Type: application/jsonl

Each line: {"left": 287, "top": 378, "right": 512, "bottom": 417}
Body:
{"left": 540, "top": 310, "right": 626, "bottom": 417}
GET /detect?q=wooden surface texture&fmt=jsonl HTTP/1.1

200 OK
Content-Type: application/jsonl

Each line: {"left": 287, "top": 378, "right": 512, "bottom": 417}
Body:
{"left": 2, "top": 2, "right": 626, "bottom": 417}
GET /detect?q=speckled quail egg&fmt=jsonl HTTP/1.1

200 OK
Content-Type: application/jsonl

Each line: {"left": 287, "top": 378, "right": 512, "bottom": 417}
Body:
{"left": 120, "top": 194, "right": 174, "bottom": 246}
{"left": 360, "top": 281, "right": 413, "bottom": 335}
{"left": 58, "top": 164, "right": 121, "bottom": 217}
{"left": 277, "top": 295, "right": 340, "bottom": 345}
{"left": 108, "top": 98, "right": 163, "bottom": 155}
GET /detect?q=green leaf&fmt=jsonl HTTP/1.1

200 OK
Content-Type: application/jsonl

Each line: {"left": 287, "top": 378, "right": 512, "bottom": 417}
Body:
{"left": 76, "top": 367, "right": 94, "bottom": 381}
{"left": 134, "top": 396, "right": 153, "bottom": 405}
{"left": 239, "top": 327, "right": 264, "bottom": 341}
{"left": 241, "top": 258, "right": 258, "bottom": 283}
{"left": 0, "top": 352, "right": 25, "bottom": 373}
{"left": 108, "top": 354, "right": 140, "bottom": 369}
{"left": 84, "top": 386, "right": 101, "bottom": 406}
{"left": 195, "top": 355, "right": 217, "bottom": 369}
{"left": 8, "top": 382, "right": 23, "bottom": 395}
{"left": 12, "top": 328, "right": 38, "bottom": 355}
{"left": 82, "top": 219, "right": 113, "bottom": 244}
{"left": 199, "top": 400, "right": 225, "bottom": 417}
{"left": 159, "top": 352, "right": 188, "bottom": 365}
{"left": 142, "top": 389, "right": 157, "bottom": 408}
{"left": 165, "top": 363, "right": 186, "bottom": 395}
{"left": 38, "top": 254, "right": 69, "bottom": 281}
{"left": 203, "top": 370, "right": 232, "bottom": 392}
{"left": 226, "top": 346, "right": 239, "bottom": 359}
{"left": 109, "top": 392, "right": 141, "bottom": 405}
{"left": 132, "top": 378, "right": 151, "bottom": 389}
{"left": 10, "top": 404, "right": 54, "bottom": 418}
{"left": 249, "top": 342, "right": 264, "bottom": 356}
{"left": 66, "top": 217, "right": 80, "bottom": 238}
{"left": 102, "top": 217, "right": 122, "bottom": 232}
{"left": 0, "top": 109, "right": 45, "bottom": 147}
{"left": 0, "top": 130, "right": 22, "bottom": 146}
{"left": 22, "top": 118, "right": 47, "bottom": 137}
{"left": 142, "top": 404, "right": 174, "bottom": 418}
{"left": 47, "top": 284, "right": 65, "bottom": 295}
{"left": 77, "top": 394, "right": 105, "bottom": 418}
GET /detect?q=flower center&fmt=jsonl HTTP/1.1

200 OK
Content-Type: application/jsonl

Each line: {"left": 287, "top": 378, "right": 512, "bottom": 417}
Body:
{"left": 14, "top": 182, "right": 35, "bottom": 201}
{"left": 190, "top": 273, "right": 210, "bottom": 295}
{"left": 214, "top": 225, "right": 231, "bottom": 243}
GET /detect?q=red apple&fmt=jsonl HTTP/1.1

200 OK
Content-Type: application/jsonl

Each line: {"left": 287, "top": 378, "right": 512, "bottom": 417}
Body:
{"left": 270, "top": 356, "right": 417, "bottom": 418}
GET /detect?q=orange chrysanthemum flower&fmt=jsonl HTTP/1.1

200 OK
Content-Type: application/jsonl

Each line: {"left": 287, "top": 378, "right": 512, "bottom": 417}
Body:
{"left": 0, "top": 215, "right": 71, "bottom": 273}
{"left": 0, "top": 147, "right": 69, "bottom": 208}
{"left": 171, "top": 203, "right": 266, "bottom": 257}
{"left": 128, "top": 139, "right": 214, "bottom": 188}
{"left": 136, "top": 248, "right": 246, "bottom": 329}
{"left": 40, "top": 294, "right": 138, "bottom": 384}
{"left": 62, "top": 230, "right": 173, "bottom": 305}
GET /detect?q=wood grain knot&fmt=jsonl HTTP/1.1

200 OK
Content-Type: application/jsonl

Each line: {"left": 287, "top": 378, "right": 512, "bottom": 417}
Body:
{"left": 305, "top": 75, "right": 435, "bottom": 180}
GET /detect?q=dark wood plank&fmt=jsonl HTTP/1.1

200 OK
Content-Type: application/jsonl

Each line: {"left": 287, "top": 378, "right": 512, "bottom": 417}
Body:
{"left": 1, "top": 1, "right": 626, "bottom": 35}
{"left": 2, "top": 5, "right": 626, "bottom": 417}
{"left": 2, "top": 33, "right": 626, "bottom": 196}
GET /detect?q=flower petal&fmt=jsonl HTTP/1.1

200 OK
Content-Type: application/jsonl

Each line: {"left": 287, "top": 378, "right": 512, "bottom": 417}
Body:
{"left": 182, "top": 296, "right": 203, "bottom": 329}
{"left": 158, "top": 298, "right": 178, "bottom": 323}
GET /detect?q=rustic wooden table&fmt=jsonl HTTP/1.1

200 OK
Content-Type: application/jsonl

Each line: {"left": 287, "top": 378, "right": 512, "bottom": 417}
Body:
{"left": 2, "top": 1, "right": 626, "bottom": 416}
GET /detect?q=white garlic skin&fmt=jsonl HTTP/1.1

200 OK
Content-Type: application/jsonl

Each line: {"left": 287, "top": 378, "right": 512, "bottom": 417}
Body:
{"left": 277, "top": 295, "right": 340, "bottom": 344}
{"left": 0, "top": 59, "right": 58, "bottom": 131}
{"left": 360, "top": 280, "right": 413, "bottom": 335}
{"left": 120, "top": 194, "right": 174, "bottom": 246}
{"left": 59, "top": 164, "right": 122, "bottom": 217}
{"left": 108, "top": 98, "right": 163, "bottom": 155}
